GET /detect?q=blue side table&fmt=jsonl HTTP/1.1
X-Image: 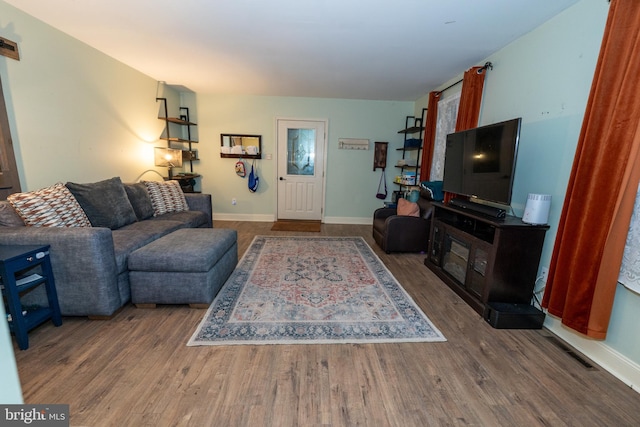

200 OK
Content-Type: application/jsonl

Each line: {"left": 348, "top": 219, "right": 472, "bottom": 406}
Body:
{"left": 0, "top": 245, "right": 62, "bottom": 350}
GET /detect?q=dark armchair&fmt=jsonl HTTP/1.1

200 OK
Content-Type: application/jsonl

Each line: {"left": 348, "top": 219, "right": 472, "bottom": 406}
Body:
{"left": 372, "top": 192, "right": 433, "bottom": 254}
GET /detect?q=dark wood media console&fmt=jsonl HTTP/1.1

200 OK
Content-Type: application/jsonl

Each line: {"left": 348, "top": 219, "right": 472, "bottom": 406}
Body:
{"left": 425, "top": 202, "right": 549, "bottom": 316}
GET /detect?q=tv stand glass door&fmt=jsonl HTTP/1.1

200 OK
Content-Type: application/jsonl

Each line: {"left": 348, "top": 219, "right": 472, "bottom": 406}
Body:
{"left": 442, "top": 234, "right": 469, "bottom": 286}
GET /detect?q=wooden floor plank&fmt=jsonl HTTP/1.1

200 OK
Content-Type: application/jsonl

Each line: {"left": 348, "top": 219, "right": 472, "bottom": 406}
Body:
{"left": 11, "top": 221, "right": 640, "bottom": 426}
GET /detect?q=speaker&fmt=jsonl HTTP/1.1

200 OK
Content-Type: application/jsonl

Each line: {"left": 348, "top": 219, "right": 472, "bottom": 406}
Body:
{"left": 522, "top": 193, "right": 551, "bottom": 225}
{"left": 449, "top": 198, "right": 506, "bottom": 218}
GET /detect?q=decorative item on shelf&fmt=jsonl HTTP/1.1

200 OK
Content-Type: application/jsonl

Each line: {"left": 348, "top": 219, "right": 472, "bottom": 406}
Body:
{"left": 401, "top": 172, "right": 416, "bottom": 185}
{"left": 408, "top": 189, "right": 420, "bottom": 203}
{"left": 182, "top": 150, "right": 198, "bottom": 161}
{"left": 396, "top": 158, "right": 417, "bottom": 167}
{"left": 404, "top": 138, "right": 422, "bottom": 148}
{"left": 154, "top": 147, "right": 183, "bottom": 179}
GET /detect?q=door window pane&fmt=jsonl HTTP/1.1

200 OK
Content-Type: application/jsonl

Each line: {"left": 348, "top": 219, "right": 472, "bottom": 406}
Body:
{"left": 287, "top": 128, "right": 315, "bottom": 175}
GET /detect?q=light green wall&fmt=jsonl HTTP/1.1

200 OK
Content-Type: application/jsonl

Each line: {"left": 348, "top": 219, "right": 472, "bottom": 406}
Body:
{"left": 478, "top": 0, "right": 640, "bottom": 368}
{"left": 0, "top": 1, "right": 167, "bottom": 191}
{"left": 479, "top": 1, "right": 606, "bottom": 220}
{"left": 0, "top": 1, "right": 176, "bottom": 401}
{"left": 477, "top": 0, "right": 602, "bottom": 261}
{"left": 196, "top": 94, "right": 413, "bottom": 222}
{"left": 423, "top": 0, "right": 640, "bottom": 373}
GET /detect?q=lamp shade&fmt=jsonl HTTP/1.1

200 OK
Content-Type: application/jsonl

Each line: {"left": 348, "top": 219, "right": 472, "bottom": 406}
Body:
{"left": 154, "top": 147, "right": 183, "bottom": 168}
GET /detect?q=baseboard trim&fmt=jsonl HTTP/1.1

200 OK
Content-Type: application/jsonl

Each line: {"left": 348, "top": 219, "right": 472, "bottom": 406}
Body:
{"left": 323, "top": 216, "right": 371, "bottom": 225}
{"left": 545, "top": 315, "right": 640, "bottom": 393}
{"left": 212, "top": 214, "right": 372, "bottom": 225}
{"left": 213, "top": 213, "right": 275, "bottom": 222}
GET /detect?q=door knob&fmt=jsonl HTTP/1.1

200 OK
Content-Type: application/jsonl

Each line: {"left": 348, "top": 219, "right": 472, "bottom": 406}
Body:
{"left": 279, "top": 177, "right": 285, "bottom": 180}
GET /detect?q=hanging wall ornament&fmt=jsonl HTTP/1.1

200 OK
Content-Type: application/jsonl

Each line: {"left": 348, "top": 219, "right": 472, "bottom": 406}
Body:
{"left": 235, "top": 159, "right": 246, "bottom": 177}
{"left": 248, "top": 159, "right": 259, "bottom": 192}
{"left": 376, "top": 169, "right": 388, "bottom": 200}
{"left": 373, "top": 141, "right": 388, "bottom": 170}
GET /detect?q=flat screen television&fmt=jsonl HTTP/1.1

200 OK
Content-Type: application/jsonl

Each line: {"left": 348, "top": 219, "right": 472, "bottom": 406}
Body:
{"left": 442, "top": 118, "right": 521, "bottom": 205}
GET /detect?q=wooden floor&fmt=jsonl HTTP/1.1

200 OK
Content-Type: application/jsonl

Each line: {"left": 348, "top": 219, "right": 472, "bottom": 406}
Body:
{"left": 13, "top": 221, "right": 640, "bottom": 426}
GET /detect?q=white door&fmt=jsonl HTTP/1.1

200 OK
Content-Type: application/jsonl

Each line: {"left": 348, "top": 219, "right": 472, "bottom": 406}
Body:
{"left": 276, "top": 119, "right": 326, "bottom": 220}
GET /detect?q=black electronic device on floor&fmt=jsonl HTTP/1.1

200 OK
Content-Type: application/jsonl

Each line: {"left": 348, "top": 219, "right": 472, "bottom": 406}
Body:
{"left": 483, "top": 302, "right": 545, "bottom": 329}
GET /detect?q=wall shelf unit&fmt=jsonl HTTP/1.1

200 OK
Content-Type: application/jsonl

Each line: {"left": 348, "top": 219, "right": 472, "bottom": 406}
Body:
{"left": 156, "top": 97, "right": 200, "bottom": 192}
{"left": 394, "top": 108, "right": 426, "bottom": 202}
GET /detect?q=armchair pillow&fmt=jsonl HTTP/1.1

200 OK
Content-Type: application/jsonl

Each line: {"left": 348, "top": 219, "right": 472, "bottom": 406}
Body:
{"left": 66, "top": 177, "right": 137, "bottom": 229}
{"left": 397, "top": 198, "right": 420, "bottom": 217}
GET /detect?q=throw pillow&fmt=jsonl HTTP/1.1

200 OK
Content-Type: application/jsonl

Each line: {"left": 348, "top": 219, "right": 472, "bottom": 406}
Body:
{"left": 0, "top": 201, "right": 25, "bottom": 227}
{"left": 66, "top": 177, "right": 138, "bottom": 229}
{"left": 397, "top": 198, "right": 420, "bottom": 217}
{"left": 7, "top": 182, "right": 92, "bottom": 227}
{"left": 142, "top": 180, "right": 189, "bottom": 216}
{"left": 124, "top": 182, "right": 155, "bottom": 221}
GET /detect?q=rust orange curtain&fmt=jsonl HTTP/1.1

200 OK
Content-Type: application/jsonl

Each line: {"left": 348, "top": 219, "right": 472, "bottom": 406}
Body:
{"left": 443, "top": 66, "right": 487, "bottom": 203}
{"left": 542, "top": 0, "right": 640, "bottom": 339}
{"left": 454, "top": 66, "right": 487, "bottom": 132}
{"left": 419, "top": 91, "right": 441, "bottom": 181}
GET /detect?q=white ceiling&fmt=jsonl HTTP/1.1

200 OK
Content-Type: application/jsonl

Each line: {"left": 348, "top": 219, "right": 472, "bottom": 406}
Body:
{"left": 5, "top": 0, "right": 580, "bottom": 101}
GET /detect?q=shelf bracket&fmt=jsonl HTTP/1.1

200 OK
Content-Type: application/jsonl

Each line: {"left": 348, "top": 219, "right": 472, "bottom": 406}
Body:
{"left": 0, "top": 37, "right": 19, "bottom": 61}
{"left": 156, "top": 97, "right": 171, "bottom": 144}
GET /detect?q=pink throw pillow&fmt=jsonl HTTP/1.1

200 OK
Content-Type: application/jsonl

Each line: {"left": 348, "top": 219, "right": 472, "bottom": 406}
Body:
{"left": 397, "top": 198, "right": 420, "bottom": 217}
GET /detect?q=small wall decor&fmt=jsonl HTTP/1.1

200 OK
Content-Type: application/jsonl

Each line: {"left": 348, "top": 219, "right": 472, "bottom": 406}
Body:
{"left": 0, "top": 37, "right": 19, "bottom": 61}
{"left": 221, "top": 134, "right": 261, "bottom": 159}
{"left": 235, "top": 159, "right": 246, "bottom": 177}
{"left": 373, "top": 141, "right": 388, "bottom": 170}
{"left": 338, "top": 138, "right": 369, "bottom": 150}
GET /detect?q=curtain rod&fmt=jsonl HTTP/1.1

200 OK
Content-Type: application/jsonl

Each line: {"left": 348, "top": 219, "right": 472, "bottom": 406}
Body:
{"left": 436, "top": 62, "right": 493, "bottom": 95}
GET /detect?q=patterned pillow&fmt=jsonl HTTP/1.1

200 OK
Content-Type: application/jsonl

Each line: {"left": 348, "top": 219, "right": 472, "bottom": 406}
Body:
{"left": 7, "top": 182, "right": 92, "bottom": 227}
{"left": 142, "top": 180, "right": 189, "bottom": 216}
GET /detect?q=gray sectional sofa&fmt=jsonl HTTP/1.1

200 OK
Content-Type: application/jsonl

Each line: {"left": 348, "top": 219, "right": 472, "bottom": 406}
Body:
{"left": 0, "top": 177, "right": 214, "bottom": 318}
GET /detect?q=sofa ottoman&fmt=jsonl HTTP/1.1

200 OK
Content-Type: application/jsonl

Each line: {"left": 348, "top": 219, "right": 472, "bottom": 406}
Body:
{"left": 128, "top": 228, "right": 238, "bottom": 308}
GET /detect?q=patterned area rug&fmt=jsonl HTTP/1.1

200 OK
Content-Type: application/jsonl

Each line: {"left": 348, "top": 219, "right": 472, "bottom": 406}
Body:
{"left": 188, "top": 236, "right": 446, "bottom": 345}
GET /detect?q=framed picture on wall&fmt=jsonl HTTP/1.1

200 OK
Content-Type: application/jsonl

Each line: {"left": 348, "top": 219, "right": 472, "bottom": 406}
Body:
{"left": 374, "top": 141, "right": 388, "bottom": 170}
